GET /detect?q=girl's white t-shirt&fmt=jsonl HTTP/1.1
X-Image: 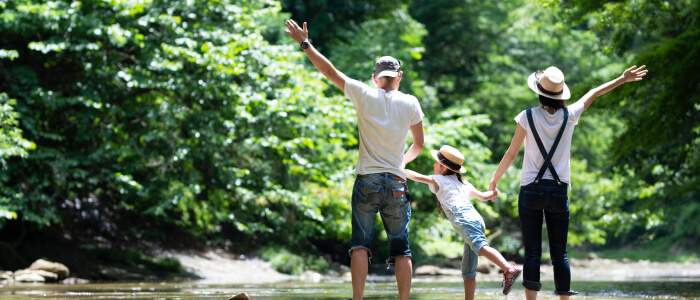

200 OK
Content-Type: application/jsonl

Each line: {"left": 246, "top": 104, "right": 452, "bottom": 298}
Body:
{"left": 515, "top": 102, "right": 585, "bottom": 186}
{"left": 428, "top": 175, "right": 476, "bottom": 210}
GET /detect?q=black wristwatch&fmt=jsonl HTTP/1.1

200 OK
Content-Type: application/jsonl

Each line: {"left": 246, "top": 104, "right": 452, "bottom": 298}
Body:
{"left": 300, "top": 40, "right": 310, "bottom": 50}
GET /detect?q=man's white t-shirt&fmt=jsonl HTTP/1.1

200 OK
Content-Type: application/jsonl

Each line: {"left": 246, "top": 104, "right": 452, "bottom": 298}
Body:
{"left": 345, "top": 79, "right": 424, "bottom": 179}
{"left": 515, "top": 101, "right": 585, "bottom": 186}
{"left": 428, "top": 175, "right": 476, "bottom": 210}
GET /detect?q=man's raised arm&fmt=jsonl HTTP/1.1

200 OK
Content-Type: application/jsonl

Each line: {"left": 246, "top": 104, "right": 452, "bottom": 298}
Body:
{"left": 285, "top": 20, "right": 348, "bottom": 92}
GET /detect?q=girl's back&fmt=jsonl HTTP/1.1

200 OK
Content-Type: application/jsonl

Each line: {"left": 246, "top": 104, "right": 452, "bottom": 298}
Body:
{"left": 429, "top": 175, "right": 476, "bottom": 210}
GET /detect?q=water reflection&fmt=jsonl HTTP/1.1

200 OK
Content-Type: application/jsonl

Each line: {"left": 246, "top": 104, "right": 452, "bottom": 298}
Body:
{"left": 0, "top": 280, "right": 698, "bottom": 299}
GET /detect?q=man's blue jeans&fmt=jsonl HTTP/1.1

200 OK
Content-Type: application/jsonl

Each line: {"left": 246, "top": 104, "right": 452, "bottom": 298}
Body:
{"left": 518, "top": 179, "right": 572, "bottom": 294}
{"left": 349, "top": 173, "right": 411, "bottom": 266}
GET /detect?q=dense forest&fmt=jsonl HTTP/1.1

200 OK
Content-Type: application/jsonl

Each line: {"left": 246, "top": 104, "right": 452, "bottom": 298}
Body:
{"left": 0, "top": 0, "right": 697, "bottom": 276}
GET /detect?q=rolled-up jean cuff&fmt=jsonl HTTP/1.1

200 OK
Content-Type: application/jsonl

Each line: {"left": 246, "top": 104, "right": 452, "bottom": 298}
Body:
{"left": 462, "top": 271, "right": 477, "bottom": 280}
{"left": 522, "top": 279, "right": 542, "bottom": 291}
{"left": 385, "top": 254, "right": 412, "bottom": 265}
{"left": 348, "top": 246, "right": 372, "bottom": 260}
{"left": 472, "top": 241, "right": 488, "bottom": 255}
{"left": 555, "top": 290, "right": 578, "bottom": 296}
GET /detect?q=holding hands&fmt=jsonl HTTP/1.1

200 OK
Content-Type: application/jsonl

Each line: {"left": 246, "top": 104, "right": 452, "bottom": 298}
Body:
{"left": 487, "top": 189, "right": 499, "bottom": 202}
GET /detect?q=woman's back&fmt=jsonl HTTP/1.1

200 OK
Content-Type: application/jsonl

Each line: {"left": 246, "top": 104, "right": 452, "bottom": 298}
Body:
{"left": 515, "top": 101, "right": 585, "bottom": 186}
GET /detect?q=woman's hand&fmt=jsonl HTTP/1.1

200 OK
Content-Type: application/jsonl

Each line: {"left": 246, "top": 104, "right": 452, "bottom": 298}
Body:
{"left": 621, "top": 65, "right": 648, "bottom": 83}
{"left": 489, "top": 179, "right": 498, "bottom": 192}
{"left": 490, "top": 189, "right": 499, "bottom": 202}
{"left": 284, "top": 20, "right": 308, "bottom": 45}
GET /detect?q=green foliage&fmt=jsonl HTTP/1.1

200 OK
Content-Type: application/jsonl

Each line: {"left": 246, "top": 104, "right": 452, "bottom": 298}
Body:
{"left": 83, "top": 244, "right": 184, "bottom": 277}
{"left": 0, "top": 93, "right": 34, "bottom": 166}
{"left": 551, "top": 0, "right": 700, "bottom": 241}
{"left": 0, "top": 0, "right": 696, "bottom": 270}
{"left": 259, "top": 247, "right": 330, "bottom": 274}
{"left": 281, "top": 0, "right": 408, "bottom": 49}
{"left": 0, "top": 0, "right": 356, "bottom": 248}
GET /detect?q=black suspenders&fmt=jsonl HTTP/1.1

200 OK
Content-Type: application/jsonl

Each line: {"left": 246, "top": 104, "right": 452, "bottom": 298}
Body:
{"left": 526, "top": 108, "right": 568, "bottom": 186}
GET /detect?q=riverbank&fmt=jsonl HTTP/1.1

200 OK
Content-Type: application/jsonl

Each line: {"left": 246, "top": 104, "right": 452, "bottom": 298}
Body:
{"left": 153, "top": 249, "right": 700, "bottom": 284}
{"left": 159, "top": 250, "right": 292, "bottom": 283}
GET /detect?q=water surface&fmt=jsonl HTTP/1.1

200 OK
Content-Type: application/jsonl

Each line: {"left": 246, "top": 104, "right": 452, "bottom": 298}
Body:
{"left": 0, "top": 279, "right": 698, "bottom": 299}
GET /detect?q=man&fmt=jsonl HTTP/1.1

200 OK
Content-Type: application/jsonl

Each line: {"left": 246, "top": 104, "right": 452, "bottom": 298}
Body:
{"left": 285, "top": 20, "right": 425, "bottom": 300}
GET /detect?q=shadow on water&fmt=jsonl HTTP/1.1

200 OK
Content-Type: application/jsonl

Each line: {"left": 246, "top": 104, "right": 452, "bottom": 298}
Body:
{"left": 0, "top": 279, "right": 698, "bottom": 299}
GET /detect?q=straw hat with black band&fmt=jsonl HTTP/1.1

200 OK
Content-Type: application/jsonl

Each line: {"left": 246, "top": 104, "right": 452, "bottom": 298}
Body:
{"left": 430, "top": 145, "right": 467, "bottom": 174}
{"left": 527, "top": 66, "right": 571, "bottom": 100}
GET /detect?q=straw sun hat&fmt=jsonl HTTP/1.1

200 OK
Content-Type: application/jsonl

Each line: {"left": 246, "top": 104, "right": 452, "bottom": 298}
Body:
{"left": 527, "top": 66, "right": 571, "bottom": 100}
{"left": 430, "top": 145, "right": 467, "bottom": 173}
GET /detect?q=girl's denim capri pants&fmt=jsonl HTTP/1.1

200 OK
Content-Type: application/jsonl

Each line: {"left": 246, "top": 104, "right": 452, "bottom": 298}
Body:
{"left": 442, "top": 204, "right": 488, "bottom": 280}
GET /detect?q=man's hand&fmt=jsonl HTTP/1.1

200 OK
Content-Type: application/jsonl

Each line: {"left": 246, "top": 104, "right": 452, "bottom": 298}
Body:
{"left": 285, "top": 20, "right": 308, "bottom": 45}
{"left": 621, "top": 65, "right": 648, "bottom": 83}
{"left": 283, "top": 19, "right": 348, "bottom": 91}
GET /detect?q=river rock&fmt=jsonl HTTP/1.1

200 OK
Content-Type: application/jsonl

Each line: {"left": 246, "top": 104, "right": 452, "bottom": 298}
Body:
{"left": 34, "top": 270, "right": 59, "bottom": 282}
{"left": 28, "top": 259, "right": 69, "bottom": 280}
{"left": 62, "top": 277, "right": 90, "bottom": 284}
{"left": 13, "top": 269, "right": 58, "bottom": 281}
{"left": 300, "top": 270, "right": 322, "bottom": 283}
{"left": 415, "top": 265, "right": 441, "bottom": 275}
{"left": 13, "top": 269, "right": 33, "bottom": 276}
{"left": 0, "top": 271, "right": 12, "bottom": 280}
{"left": 477, "top": 261, "right": 493, "bottom": 274}
{"left": 14, "top": 272, "right": 45, "bottom": 283}
{"left": 229, "top": 292, "right": 250, "bottom": 300}
{"left": 342, "top": 272, "right": 352, "bottom": 279}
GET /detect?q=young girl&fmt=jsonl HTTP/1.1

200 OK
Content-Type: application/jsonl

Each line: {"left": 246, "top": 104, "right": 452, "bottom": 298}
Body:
{"left": 405, "top": 145, "right": 521, "bottom": 299}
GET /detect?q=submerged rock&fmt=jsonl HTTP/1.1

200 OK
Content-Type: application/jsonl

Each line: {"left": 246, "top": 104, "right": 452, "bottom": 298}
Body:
{"left": 300, "top": 270, "right": 322, "bottom": 283}
{"left": 28, "top": 259, "right": 70, "bottom": 280}
{"left": 229, "top": 292, "right": 250, "bottom": 300}
{"left": 477, "top": 261, "right": 493, "bottom": 274}
{"left": 62, "top": 277, "right": 90, "bottom": 284}
{"left": 415, "top": 265, "right": 441, "bottom": 275}
{"left": 14, "top": 272, "right": 45, "bottom": 283}
{"left": 0, "top": 271, "right": 12, "bottom": 280}
{"left": 14, "top": 269, "right": 59, "bottom": 282}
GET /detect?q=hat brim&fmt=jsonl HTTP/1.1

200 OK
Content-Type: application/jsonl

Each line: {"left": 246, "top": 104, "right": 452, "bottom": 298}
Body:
{"left": 527, "top": 72, "right": 571, "bottom": 100}
{"left": 376, "top": 70, "right": 399, "bottom": 78}
{"left": 430, "top": 150, "right": 466, "bottom": 173}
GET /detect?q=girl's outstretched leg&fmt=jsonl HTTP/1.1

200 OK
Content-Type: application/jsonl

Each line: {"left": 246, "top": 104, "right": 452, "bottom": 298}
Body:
{"left": 478, "top": 245, "right": 510, "bottom": 272}
{"left": 463, "top": 278, "right": 476, "bottom": 300}
{"left": 479, "top": 246, "right": 521, "bottom": 295}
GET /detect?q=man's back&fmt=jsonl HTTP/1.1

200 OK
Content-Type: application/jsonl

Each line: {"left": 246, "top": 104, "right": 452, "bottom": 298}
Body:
{"left": 285, "top": 20, "right": 422, "bottom": 300}
{"left": 345, "top": 79, "right": 424, "bottom": 179}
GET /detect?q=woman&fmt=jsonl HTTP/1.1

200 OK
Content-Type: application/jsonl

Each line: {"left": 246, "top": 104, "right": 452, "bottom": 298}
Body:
{"left": 489, "top": 65, "right": 647, "bottom": 299}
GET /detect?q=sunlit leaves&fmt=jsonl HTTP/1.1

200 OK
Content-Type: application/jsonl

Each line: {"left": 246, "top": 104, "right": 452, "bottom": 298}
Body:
{"left": 0, "top": 93, "right": 35, "bottom": 167}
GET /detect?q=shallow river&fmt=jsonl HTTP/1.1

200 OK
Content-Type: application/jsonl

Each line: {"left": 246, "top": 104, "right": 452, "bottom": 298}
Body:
{"left": 0, "top": 278, "right": 698, "bottom": 299}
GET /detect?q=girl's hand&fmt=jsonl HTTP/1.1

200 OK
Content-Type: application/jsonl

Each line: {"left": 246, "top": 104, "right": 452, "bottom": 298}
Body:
{"left": 621, "top": 65, "right": 648, "bottom": 83}
{"left": 490, "top": 189, "right": 499, "bottom": 202}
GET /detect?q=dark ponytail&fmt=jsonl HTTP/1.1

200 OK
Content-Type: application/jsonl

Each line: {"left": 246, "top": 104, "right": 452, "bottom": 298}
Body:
{"left": 539, "top": 94, "right": 567, "bottom": 110}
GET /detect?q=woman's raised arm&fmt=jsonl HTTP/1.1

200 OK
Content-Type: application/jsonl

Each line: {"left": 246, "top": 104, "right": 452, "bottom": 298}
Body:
{"left": 576, "top": 65, "right": 648, "bottom": 111}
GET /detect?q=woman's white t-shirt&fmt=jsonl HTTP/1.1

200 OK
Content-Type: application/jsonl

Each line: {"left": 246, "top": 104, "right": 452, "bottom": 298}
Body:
{"left": 514, "top": 102, "right": 585, "bottom": 186}
{"left": 428, "top": 175, "right": 476, "bottom": 210}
